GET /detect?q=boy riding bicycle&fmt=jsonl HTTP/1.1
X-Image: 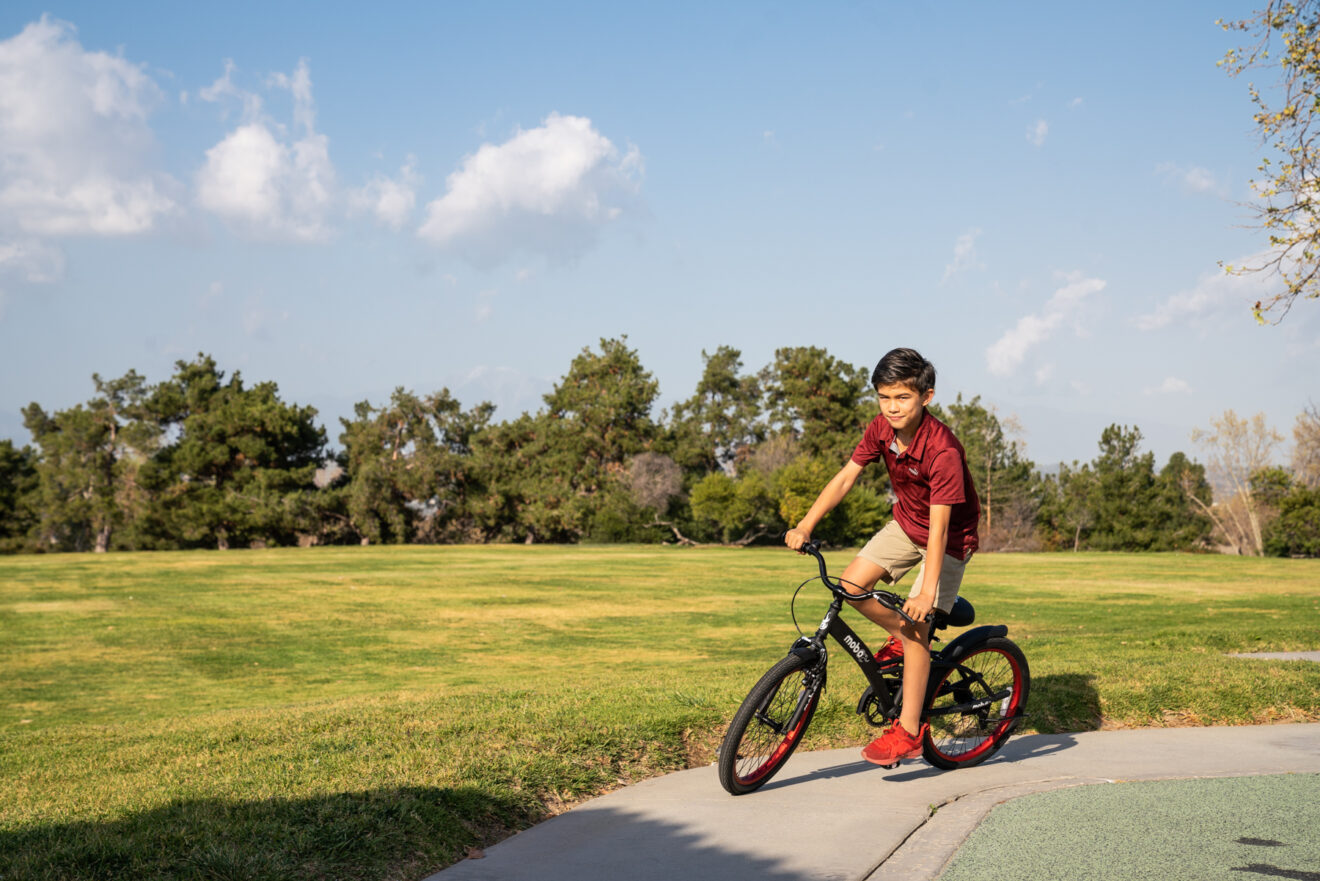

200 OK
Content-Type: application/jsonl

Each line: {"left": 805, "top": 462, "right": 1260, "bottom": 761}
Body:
{"left": 785, "top": 348, "right": 980, "bottom": 766}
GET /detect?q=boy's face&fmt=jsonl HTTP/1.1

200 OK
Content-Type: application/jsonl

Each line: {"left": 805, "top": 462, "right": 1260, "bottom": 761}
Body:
{"left": 875, "top": 382, "right": 933, "bottom": 435}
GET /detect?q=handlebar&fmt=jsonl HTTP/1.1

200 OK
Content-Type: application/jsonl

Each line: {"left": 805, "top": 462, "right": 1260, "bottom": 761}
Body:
{"left": 792, "top": 538, "right": 918, "bottom": 625}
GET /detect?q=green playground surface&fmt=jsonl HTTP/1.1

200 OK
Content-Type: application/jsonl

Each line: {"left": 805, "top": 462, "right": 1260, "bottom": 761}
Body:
{"left": 940, "top": 773, "right": 1320, "bottom": 881}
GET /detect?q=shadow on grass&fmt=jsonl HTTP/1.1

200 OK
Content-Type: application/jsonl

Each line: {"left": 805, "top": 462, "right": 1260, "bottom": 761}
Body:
{"left": 1030, "top": 672, "right": 1103, "bottom": 733}
{"left": 0, "top": 785, "right": 536, "bottom": 881}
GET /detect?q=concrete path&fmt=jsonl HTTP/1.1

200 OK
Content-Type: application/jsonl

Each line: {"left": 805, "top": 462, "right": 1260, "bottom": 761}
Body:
{"left": 1231, "top": 651, "right": 1320, "bottom": 662}
{"left": 429, "top": 723, "right": 1320, "bottom": 881}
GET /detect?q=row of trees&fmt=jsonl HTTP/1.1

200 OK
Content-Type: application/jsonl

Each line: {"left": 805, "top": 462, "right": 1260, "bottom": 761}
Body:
{"left": 1, "top": 340, "right": 1317, "bottom": 556}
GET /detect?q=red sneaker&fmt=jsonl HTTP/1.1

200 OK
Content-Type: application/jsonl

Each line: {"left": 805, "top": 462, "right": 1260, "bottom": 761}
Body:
{"left": 873, "top": 636, "right": 904, "bottom": 664}
{"left": 861, "top": 721, "right": 928, "bottom": 765}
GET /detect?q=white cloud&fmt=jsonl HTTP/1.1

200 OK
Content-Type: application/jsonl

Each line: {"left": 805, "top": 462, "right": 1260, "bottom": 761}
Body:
{"left": 0, "top": 238, "right": 63, "bottom": 283}
{"left": 986, "top": 272, "right": 1106, "bottom": 376}
{"left": 350, "top": 157, "right": 418, "bottom": 230}
{"left": 197, "top": 279, "right": 223, "bottom": 308}
{"left": 987, "top": 313, "right": 1059, "bottom": 375}
{"left": 942, "top": 227, "right": 984, "bottom": 281}
{"left": 1144, "top": 376, "right": 1192, "bottom": 395}
{"left": 1135, "top": 253, "right": 1275, "bottom": 331}
{"left": 1156, "top": 162, "right": 1220, "bottom": 195}
{"left": 0, "top": 17, "right": 176, "bottom": 236}
{"left": 1185, "top": 168, "right": 1216, "bottom": 192}
{"left": 1027, "top": 119, "right": 1049, "bottom": 147}
{"left": 196, "top": 59, "right": 334, "bottom": 242}
{"left": 1134, "top": 285, "right": 1217, "bottom": 331}
{"left": 0, "top": 237, "right": 63, "bottom": 316}
{"left": 418, "top": 113, "right": 643, "bottom": 266}
{"left": 240, "top": 293, "right": 289, "bottom": 338}
{"left": 1068, "top": 97, "right": 1083, "bottom": 108}
{"left": 198, "top": 59, "right": 262, "bottom": 120}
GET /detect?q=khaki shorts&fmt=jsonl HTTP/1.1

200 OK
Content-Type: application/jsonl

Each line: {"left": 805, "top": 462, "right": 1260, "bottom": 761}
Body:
{"left": 855, "top": 520, "right": 970, "bottom": 613}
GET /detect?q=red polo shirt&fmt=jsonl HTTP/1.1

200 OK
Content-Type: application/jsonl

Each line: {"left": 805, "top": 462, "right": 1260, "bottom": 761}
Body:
{"left": 850, "top": 410, "right": 980, "bottom": 560}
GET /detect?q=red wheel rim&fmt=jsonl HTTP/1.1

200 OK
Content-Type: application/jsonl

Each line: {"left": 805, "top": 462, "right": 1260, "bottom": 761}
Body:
{"left": 927, "top": 647, "right": 1023, "bottom": 764}
{"left": 734, "top": 690, "right": 818, "bottom": 785}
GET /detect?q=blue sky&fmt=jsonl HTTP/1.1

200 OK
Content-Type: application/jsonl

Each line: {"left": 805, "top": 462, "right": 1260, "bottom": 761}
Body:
{"left": 1, "top": 1, "right": 1316, "bottom": 470}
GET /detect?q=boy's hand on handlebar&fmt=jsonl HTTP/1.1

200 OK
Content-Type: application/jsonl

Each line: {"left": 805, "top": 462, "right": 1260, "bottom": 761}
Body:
{"left": 902, "top": 594, "right": 934, "bottom": 624}
{"left": 784, "top": 528, "right": 810, "bottom": 552}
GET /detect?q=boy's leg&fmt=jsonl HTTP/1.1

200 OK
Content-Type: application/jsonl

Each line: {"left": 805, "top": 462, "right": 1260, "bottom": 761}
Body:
{"left": 843, "top": 521, "right": 923, "bottom": 637}
{"left": 896, "top": 553, "right": 971, "bottom": 736}
{"left": 837, "top": 556, "right": 896, "bottom": 630}
{"left": 840, "top": 556, "right": 934, "bottom": 730}
{"left": 848, "top": 523, "right": 935, "bottom": 745}
{"left": 840, "top": 555, "right": 927, "bottom": 640}
{"left": 898, "top": 629, "right": 931, "bottom": 736}
{"left": 845, "top": 553, "right": 933, "bottom": 735}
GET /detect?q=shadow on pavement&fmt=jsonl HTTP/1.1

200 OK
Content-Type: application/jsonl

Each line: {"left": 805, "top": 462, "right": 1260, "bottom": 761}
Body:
{"left": 4, "top": 779, "right": 838, "bottom": 881}
{"left": 994, "top": 730, "right": 1080, "bottom": 762}
{"left": 762, "top": 727, "right": 1085, "bottom": 790}
{"left": 758, "top": 758, "right": 876, "bottom": 792}
{"left": 764, "top": 683, "right": 1094, "bottom": 791}
{"left": 434, "top": 802, "right": 822, "bottom": 881}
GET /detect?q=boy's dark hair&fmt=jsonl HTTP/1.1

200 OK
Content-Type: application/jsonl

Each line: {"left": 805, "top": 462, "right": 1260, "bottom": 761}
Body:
{"left": 871, "top": 348, "right": 936, "bottom": 394}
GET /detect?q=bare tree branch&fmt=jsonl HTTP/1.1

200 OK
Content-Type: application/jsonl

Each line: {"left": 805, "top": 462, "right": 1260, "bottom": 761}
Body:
{"left": 1220, "top": 1, "right": 1320, "bottom": 322}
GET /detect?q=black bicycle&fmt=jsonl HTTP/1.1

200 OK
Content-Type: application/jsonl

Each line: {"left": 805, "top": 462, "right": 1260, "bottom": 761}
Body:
{"left": 717, "top": 540, "right": 1030, "bottom": 795}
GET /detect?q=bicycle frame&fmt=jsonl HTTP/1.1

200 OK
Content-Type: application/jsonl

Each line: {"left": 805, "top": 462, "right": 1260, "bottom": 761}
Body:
{"left": 786, "top": 543, "right": 914, "bottom": 720}
{"left": 793, "top": 593, "right": 898, "bottom": 708}
{"left": 787, "top": 539, "right": 1016, "bottom": 727}
{"left": 791, "top": 598, "right": 1017, "bottom": 726}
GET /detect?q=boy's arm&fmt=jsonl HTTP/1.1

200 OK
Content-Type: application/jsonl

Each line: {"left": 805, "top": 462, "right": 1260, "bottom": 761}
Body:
{"left": 904, "top": 503, "right": 952, "bottom": 622}
{"left": 785, "top": 460, "right": 865, "bottom": 550}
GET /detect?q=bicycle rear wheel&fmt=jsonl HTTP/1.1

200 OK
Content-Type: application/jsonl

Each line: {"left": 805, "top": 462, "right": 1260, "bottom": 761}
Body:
{"left": 717, "top": 653, "right": 822, "bottom": 795}
{"left": 923, "top": 636, "right": 1029, "bottom": 770}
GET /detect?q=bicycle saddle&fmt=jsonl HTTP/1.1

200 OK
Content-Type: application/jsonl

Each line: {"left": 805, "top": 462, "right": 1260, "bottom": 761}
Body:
{"left": 933, "top": 597, "right": 974, "bottom": 630}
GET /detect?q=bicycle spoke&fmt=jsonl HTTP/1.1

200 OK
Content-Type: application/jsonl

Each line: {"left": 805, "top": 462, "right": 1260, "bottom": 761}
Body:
{"left": 719, "top": 659, "right": 821, "bottom": 791}
{"left": 735, "top": 677, "right": 807, "bottom": 778}
{"left": 924, "top": 641, "right": 1027, "bottom": 768}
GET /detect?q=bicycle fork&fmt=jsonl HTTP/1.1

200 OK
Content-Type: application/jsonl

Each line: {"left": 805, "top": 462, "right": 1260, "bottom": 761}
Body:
{"left": 754, "top": 654, "right": 826, "bottom": 736}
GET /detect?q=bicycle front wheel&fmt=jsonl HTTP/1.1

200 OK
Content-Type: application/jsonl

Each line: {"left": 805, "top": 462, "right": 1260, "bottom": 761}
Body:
{"left": 717, "top": 653, "right": 822, "bottom": 795}
{"left": 923, "top": 636, "right": 1029, "bottom": 770}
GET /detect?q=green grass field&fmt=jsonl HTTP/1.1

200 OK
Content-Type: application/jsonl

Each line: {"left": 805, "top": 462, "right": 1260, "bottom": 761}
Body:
{"left": 2, "top": 546, "right": 1318, "bottom": 880}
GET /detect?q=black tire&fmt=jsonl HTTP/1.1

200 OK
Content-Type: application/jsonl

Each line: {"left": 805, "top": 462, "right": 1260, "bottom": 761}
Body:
{"left": 922, "top": 636, "right": 1029, "bottom": 770}
{"left": 717, "top": 653, "right": 822, "bottom": 795}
